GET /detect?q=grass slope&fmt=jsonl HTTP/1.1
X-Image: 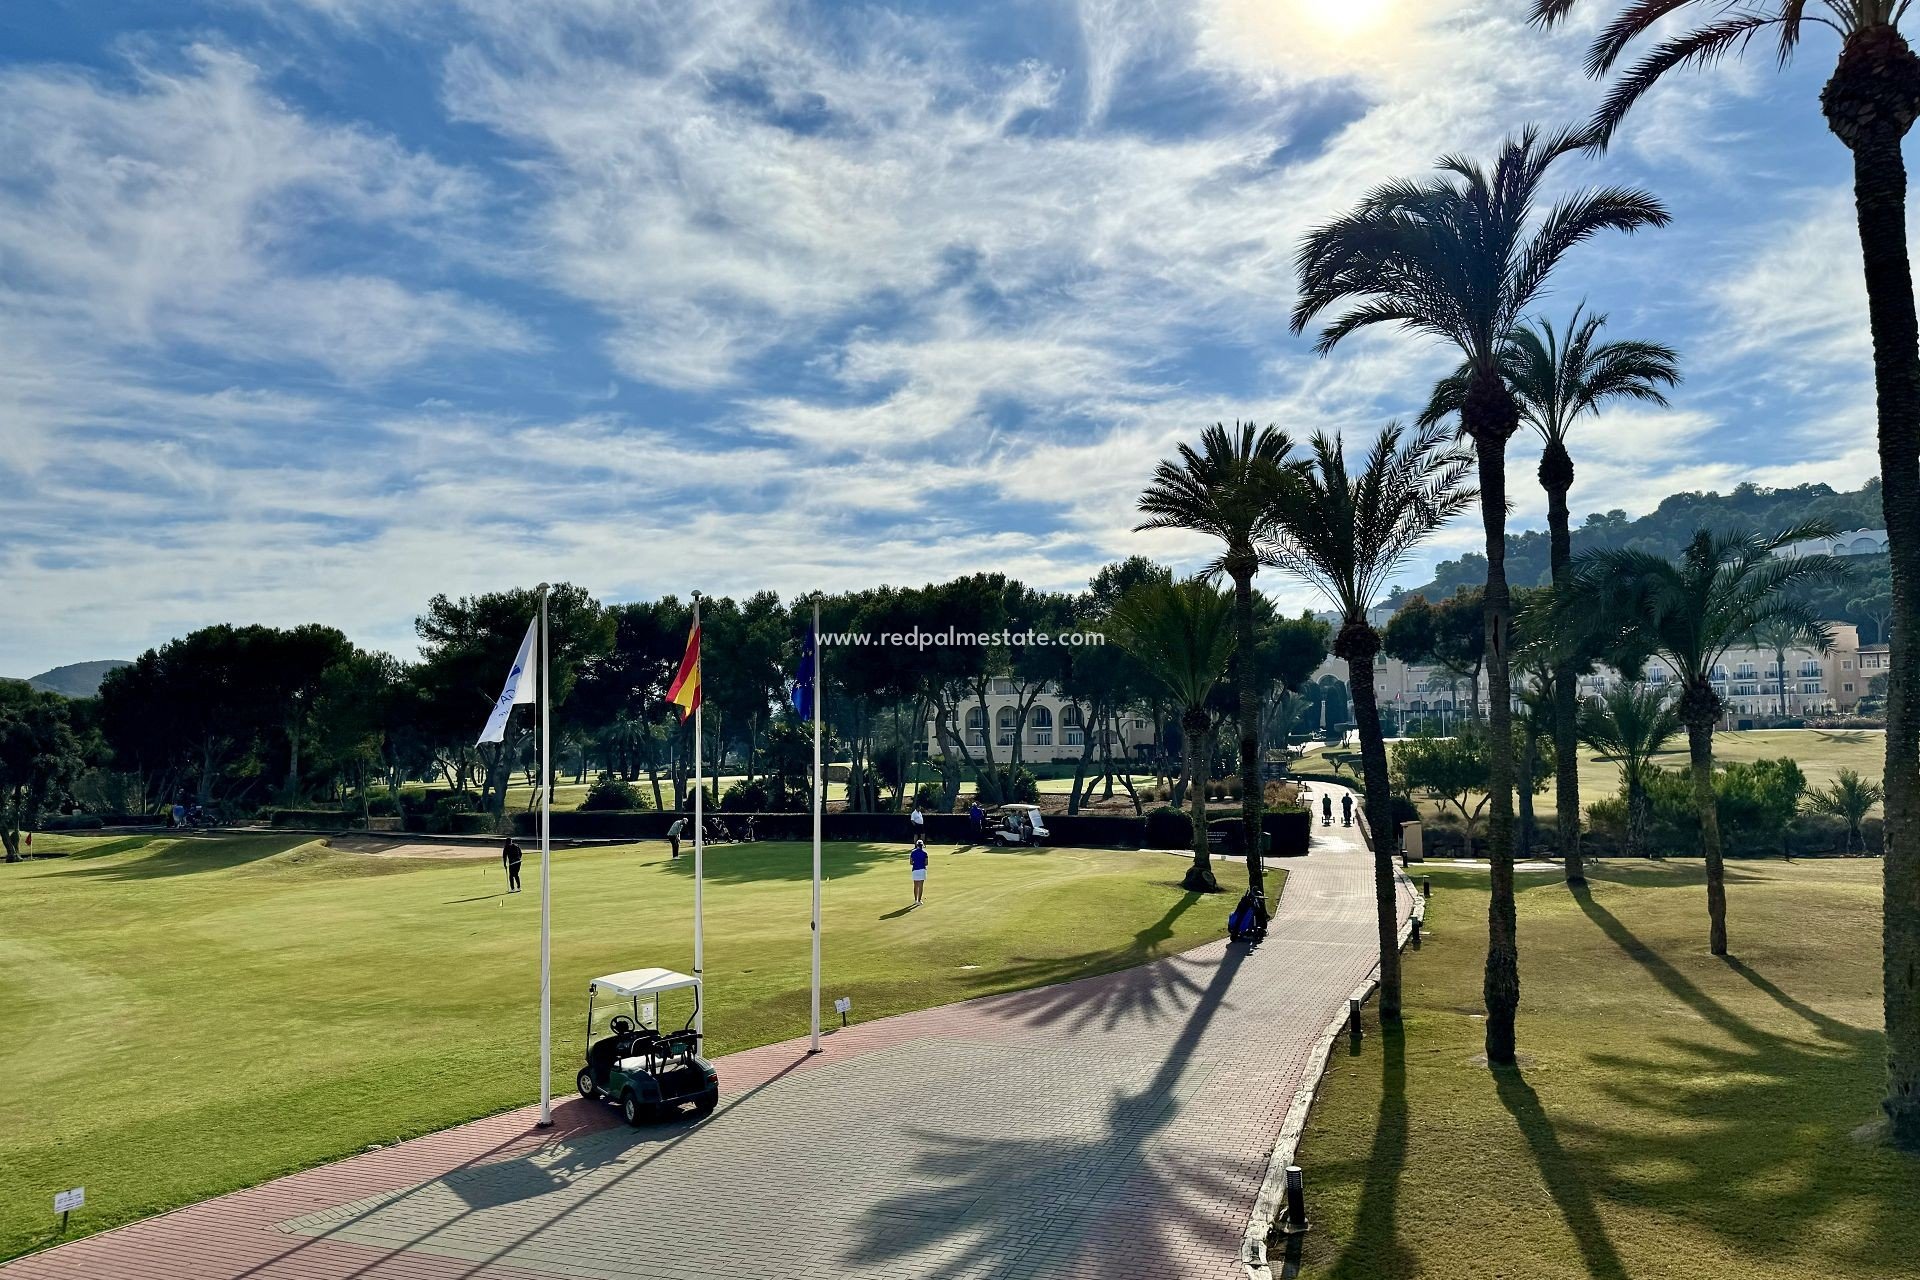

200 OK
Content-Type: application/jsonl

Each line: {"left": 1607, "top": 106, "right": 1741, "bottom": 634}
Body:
{"left": 0, "top": 832, "right": 1248, "bottom": 1261}
{"left": 1292, "top": 861, "right": 1916, "bottom": 1280}
{"left": 1295, "top": 727, "right": 1887, "bottom": 825}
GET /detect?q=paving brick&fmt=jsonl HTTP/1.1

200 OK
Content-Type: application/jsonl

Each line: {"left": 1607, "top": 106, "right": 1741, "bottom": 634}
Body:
{"left": 3, "top": 813, "right": 1401, "bottom": 1280}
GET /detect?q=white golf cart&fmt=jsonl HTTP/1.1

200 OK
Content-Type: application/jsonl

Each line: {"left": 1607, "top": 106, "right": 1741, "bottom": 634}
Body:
{"left": 992, "top": 804, "right": 1050, "bottom": 846}
{"left": 576, "top": 968, "right": 718, "bottom": 1125}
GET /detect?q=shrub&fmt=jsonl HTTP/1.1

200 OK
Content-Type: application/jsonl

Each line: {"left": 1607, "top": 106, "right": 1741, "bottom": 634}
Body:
{"left": 1224, "top": 776, "right": 1243, "bottom": 801}
{"left": 364, "top": 789, "right": 403, "bottom": 817}
{"left": 914, "top": 782, "right": 949, "bottom": 813}
{"left": 974, "top": 768, "right": 1037, "bottom": 807}
{"left": 581, "top": 778, "right": 643, "bottom": 811}
{"left": 1144, "top": 806, "right": 1193, "bottom": 848}
{"left": 719, "top": 780, "right": 769, "bottom": 813}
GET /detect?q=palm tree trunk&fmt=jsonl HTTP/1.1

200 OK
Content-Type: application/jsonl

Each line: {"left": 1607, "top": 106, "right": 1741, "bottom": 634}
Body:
{"left": 1183, "top": 708, "right": 1218, "bottom": 893}
{"left": 1469, "top": 406, "right": 1520, "bottom": 1065}
{"left": 1824, "top": 22, "right": 1920, "bottom": 1148}
{"left": 1344, "top": 623, "right": 1402, "bottom": 1020}
{"left": 1233, "top": 568, "right": 1267, "bottom": 915}
{"left": 1625, "top": 767, "right": 1649, "bottom": 860}
{"left": 1542, "top": 452, "right": 1584, "bottom": 884}
{"left": 1686, "top": 716, "right": 1728, "bottom": 956}
{"left": 1516, "top": 726, "right": 1537, "bottom": 859}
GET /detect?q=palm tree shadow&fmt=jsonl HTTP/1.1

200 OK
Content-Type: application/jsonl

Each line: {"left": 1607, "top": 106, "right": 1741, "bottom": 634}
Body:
{"left": 982, "top": 891, "right": 1214, "bottom": 1034}
{"left": 1322, "top": 1020, "right": 1416, "bottom": 1279}
{"left": 849, "top": 942, "right": 1252, "bottom": 1278}
{"left": 1493, "top": 1067, "right": 1632, "bottom": 1280}
{"left": 1561, "top": 880, "right": 1916, "bottom": 1268}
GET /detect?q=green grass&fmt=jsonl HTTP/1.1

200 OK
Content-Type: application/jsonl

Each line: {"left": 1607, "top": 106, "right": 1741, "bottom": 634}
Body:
{"left": 1291, "top": 860, "right": 1916, "bottom": 1280}
{"left": 0, "top": 831, "right": 1248, "bottom": 1261}
{"left": 1295, "top": 727, "right": 1887, "bottom": 826}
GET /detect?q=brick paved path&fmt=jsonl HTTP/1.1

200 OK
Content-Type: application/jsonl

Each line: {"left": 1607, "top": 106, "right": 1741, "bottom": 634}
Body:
{"left": 4, "top": 824, "right": 1402, "bottom": 1280}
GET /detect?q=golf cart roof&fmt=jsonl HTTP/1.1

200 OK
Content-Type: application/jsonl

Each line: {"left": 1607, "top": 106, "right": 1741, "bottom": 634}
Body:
{"left": 1001, "top": 804, "right": 1043, "bottom": 814}
{"left": 590, "top": 968, "right": 700, "bottom": 999}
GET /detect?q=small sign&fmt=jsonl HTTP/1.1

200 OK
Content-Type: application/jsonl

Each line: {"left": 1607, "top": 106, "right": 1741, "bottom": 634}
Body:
{"left": 833, "top": 997, "right": 852, "bottom": 1014}
{"left": 639, "top": 1002, "right": 656, "bottom": 1028}
{"left": 54, "top": 1188, "right": 83, "bottom": 1214}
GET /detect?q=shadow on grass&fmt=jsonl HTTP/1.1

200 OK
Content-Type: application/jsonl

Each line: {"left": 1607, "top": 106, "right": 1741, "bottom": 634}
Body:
{"left": 847, "top": 943, "right": 1252, "bottom": 1279}
{"left": 1562, "top": 879, "right": 1914, "bottom": 1271}
{"left": 1493, "top": 1066, "right": 1631, "bottom": 1280}
{"left": 1322, "top": 1020, "right": 1415, "bottom": 1279}
{"left": 50, "top": 833, "right": 311, "bottom": 881}
{"left": 656, "top": 841, "right": 900, "bottom": 884}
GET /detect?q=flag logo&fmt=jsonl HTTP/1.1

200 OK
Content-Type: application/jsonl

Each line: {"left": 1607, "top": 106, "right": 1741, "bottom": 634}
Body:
{"left": 790, "top": 625, "right": 816, "bottom": 721}
{"left": 667, "top": 622, "right": 702, "bottom": 720}
{"left": 477, "top": 617, "right": 538, "bottom": 744}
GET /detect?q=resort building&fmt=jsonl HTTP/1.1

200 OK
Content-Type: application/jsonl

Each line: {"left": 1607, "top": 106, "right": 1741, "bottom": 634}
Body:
{"left": 922, "top": 680, "right": 1156, "bottom": 766}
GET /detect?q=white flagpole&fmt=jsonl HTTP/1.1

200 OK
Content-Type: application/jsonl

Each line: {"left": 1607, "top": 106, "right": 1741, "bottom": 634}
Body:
{"left": 692, "top": 596, "right": 705, "bottom": 1040}
{"left": 537, "top": 583, "right": 553, "bottom": 1127}
{"left": 809, "top": 599, "right": 823, "bottom": 1054}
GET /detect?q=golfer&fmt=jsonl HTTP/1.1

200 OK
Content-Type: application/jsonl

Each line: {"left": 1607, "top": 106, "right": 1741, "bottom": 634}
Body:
{"left": 1321, "top": 793, "right": 1334, "bottom": 827}
{"left": 1341, "top": 793, "right": 1354, "bottom": 827}
{"left": 666, "top": 815, "right": 685, "bottom": 860}
{"left": 909, "top": 800, "right": 926, "bottom": 838}
{"left": 909, "top": 836, "right": 929, "bottom": 908}
{"left": 501, "top": 836, "right": 523, "bottom": 893}
{"left": 968, "top": 800, "right": 984, "bottom": 838}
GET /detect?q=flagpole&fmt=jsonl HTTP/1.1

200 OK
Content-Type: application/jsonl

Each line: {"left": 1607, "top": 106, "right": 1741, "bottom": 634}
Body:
{"left": 809, "top": 598, "right": 823, "bottom": 1054}
{"left": 537, "top": 582, "right": 553, "bottom": 1127}
{"left": 692, "top": 595, "right": 705, "bottom": 1041}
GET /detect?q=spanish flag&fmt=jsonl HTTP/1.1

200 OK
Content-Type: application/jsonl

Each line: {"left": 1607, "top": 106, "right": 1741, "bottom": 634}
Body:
{"left": 666, "top": 621, "right": 702, "bottom": 720}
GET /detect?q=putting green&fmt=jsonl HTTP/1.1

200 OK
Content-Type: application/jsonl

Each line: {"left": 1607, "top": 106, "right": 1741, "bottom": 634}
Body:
{"left": 0, "top": 832, "right": 1248, "bottom": 1260}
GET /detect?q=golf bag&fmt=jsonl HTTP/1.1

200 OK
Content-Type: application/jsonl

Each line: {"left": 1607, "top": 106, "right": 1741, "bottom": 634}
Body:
{"left": 1228, "top": 888, "right": 1268, "bottom": 944}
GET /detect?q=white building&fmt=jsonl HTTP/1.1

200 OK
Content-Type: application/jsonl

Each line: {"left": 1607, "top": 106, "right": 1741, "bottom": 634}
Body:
{"left": 923, "top": 680, "right": 1156, "bottom": 765}
{"left": 1775, "top": 529, "right": 1889, "bottom": 559}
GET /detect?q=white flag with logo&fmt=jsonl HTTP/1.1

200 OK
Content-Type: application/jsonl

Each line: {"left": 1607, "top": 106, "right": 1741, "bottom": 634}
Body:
{"left": 477, "top": 617, "right": 537, "bottom": 745}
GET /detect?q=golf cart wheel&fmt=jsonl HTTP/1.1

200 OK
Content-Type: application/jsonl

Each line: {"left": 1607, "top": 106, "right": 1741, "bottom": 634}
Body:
{"left": 692, "top": 1087, "right": 718, "bottom": 1118}
{"left": 576, "top": 1068, "right": 596, "bottom": 1100}
{"left": 621, "top": 1091, "right": 644, "bottom": 1126}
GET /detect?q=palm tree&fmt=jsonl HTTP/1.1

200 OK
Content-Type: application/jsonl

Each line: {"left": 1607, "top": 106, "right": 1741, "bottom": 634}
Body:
{"left": 1265, "top": 422, "right": 1475, "bottom": 1019}
{"left": 1579, "top": 683, "right": 1683, "bottom": 860}
{"left": 1137, "top": 423, "right": 1297, "bottom": 915}
{"left": 1809, "top": 768, "right": 1887, "bottom": 855}
{"left": 1428, "top": 309, "right": 1680, "bottom": 882}
{"left": 1292, "top": 128, "right": 1668, "bottom": 1065}
{"left": 1751, "top": 617, "right": 1807, "bottom": 721}
{"left": 1532, "top": 0, "right": 1920, "bottom": 1150}
{"left": 1107, "top": 579, "right": 1237, "bottom": 893}
{"left": 1563, "top": 525, "right": 1847, "bottom": 954}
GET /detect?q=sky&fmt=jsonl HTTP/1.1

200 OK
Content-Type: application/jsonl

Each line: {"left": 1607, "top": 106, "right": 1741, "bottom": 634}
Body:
{"left": 0, "top": 0, "right": 1887, "bottom": 675}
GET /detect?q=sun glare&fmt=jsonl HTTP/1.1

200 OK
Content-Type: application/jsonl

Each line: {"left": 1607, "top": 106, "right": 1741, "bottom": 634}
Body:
{"left": 1300, "top": 0, "right": 1393, "bottom": 39}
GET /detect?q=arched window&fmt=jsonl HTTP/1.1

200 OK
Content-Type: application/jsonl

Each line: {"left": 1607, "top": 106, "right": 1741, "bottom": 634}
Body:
{"left": 1061, "top": 704, "right": 1085, "bottom": 745}
{"left": 997, "top": 706, "right": 1017, "bottom": 746}
{"left": 965, "top": 706, "right": 986, "bottom": 747}
{"left": 1030, "top": 706, "right": 1053, "bottom": 746}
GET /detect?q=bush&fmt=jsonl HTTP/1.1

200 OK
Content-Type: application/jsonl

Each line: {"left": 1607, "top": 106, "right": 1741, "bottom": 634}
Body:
{"left": 364, "top": 789, "right": 403, "bottom": 817}
{"left": 1144, "top": 806, "right": 1193, "bottom": 849}
{"left": 1223, "top": 776, "right": 1243, "bottom": 801}
{"left": 914, "top": 782, "right": 948, "bottom": 813}
{"left": 425, "top": 792, "right": 477, "bottom": 834}
{"left": 719, "top": 780, "right": 769, "bottom": 813}
{"left": 975, "top": 768, "right": 1038, "bottom": 807}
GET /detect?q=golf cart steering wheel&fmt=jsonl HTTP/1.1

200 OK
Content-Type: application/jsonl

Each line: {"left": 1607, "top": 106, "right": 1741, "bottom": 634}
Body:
{"left": 609, "top": 1015, "right": 635, "bottom": 1036}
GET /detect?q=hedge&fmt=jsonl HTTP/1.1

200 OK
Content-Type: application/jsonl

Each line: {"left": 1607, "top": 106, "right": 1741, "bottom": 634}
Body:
{"left": 500, "top": 809, "right": 1151, "bottom": 850}
{"left": 271, "top": 809, "right": 358, "bottom": 830}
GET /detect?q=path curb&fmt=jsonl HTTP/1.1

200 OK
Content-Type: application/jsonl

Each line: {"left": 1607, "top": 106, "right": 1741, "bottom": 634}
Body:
{"left": 1240, "top": 825, "right": 1425, "bottom": 1280}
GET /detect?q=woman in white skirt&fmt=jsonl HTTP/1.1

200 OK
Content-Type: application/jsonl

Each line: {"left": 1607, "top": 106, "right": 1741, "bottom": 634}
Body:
{"left": 909, "top": 836, "right": 929, "bottom": 907}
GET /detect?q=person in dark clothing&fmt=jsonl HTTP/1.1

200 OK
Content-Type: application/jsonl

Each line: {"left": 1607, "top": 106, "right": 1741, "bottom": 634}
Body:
{"left": 501, "top": 837, "right": 523, "bottom": 893}
{"left": 1340, "top": 793, "right": 1353, "bottom": 827}
{"left": 909, "top": 837, "right": 929, "bottom": 907}
{"left": 968, "top": 801, "right": 985, "bottom": 839}
{"left": 1321, "top": 794, "right": 1333, "bottom": 827}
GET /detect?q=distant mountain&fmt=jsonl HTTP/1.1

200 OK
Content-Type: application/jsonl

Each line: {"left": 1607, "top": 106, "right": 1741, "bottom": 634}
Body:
{"left": 23, "top": 660, "right": 129, "bottom": 699}
{"left": 1396, "top": 479, "right": 1886, "bottom": 604}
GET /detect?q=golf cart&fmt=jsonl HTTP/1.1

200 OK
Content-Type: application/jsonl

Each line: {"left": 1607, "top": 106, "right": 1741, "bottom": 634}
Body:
{"left": 992, "top": 804, "right": 1050, "bottom": 846}
{"left": 576, "top": 968, "right": 719, "bottom": 1125}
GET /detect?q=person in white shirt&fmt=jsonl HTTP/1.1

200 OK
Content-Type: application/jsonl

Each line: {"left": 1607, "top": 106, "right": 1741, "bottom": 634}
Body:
{"left": 909, "top": 802, "right": 926, "bottom": 835}
{"left": 666, "top": 816, "right": 686, "bottom": 860}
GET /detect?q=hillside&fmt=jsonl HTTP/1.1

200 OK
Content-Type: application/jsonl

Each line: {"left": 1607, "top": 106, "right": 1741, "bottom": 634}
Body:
{"left": 23, "top": 659, "right": 128, "bottom": 699}
{"left": 1397, "top": 479, "right": 1890, "bottom": 638}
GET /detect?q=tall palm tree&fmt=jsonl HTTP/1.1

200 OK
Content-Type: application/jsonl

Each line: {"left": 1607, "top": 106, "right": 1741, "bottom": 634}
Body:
{"left": 1107, "top": 578, "right": 1237, "bottom": 893}
{"left": 1563, "top": 525, "right": 1847, "bottom": 954}
{"left": 1751, "top": 617, "right": 1806, "bottom": 721}
{"left": 1579, "top": 683, "right": 1683, "bottom": 860}
{"left": 1292, "top": 128, "right": 1668, "bottom": 1064}
{"left": 1137, "top": 423, "right": 1297, "bottom": 915}
{"left": 1532, "top": 0, "right": 1920, "bottom": 1151}
{"left": 1810, "top": 767, "right": 1888, "bottom": 855}
{"left": 1266, "top": 422, "right": 1476, "bottom": 1019}
{"left": 1428, "top": 309, "right": 1680, "bottom": 882}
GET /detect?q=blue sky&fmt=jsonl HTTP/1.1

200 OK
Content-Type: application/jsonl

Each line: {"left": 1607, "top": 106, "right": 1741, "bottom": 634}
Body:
{"left": 0, "top": 0, "right": 1883, "bottom": 674}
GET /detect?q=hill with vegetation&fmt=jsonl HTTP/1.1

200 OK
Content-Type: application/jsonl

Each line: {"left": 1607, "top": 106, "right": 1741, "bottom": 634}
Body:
{"left": 20, "top": 660, "right": 127, "bottom": 699}
{"left": 1396, "top": 480, "right": 1892, "bottom": 641}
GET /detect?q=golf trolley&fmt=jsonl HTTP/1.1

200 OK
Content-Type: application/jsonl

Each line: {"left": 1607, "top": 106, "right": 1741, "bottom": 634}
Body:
{"left": 576, "top": 968, "right": 719, "bottom": 1125}
{"left": 1228, "top": 887, "right": 1269, "bottom": 945}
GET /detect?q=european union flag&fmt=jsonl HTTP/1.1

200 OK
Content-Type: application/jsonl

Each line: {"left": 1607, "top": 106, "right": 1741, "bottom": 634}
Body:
{"left": 790, "top": 626, "right": 817, "bottom": 720}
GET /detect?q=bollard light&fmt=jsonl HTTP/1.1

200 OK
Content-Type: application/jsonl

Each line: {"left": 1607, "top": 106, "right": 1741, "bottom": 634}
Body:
{"left": 1422, "top": 875, "right": 1431, "bottom": 899}
{"left": 1280, "top": 1164, "right": 1310, "bottom": 1235}
{"left": 1348, "top": 997, "right": 1363, "bottom": 1039}
{"left": 1411, "top": 916, "right": 1422, "bottom": 948}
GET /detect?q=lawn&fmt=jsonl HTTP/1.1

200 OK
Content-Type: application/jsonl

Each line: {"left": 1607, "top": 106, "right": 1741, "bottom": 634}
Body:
{"left": 1290, "top": 860, "right": 1916, "bottom": 1280}
{"left": 0, "top": 832, "right": 1246, "bottom": 1261}
{"left": 1293, "top": 727, "right": 1887, "bottom": 825}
